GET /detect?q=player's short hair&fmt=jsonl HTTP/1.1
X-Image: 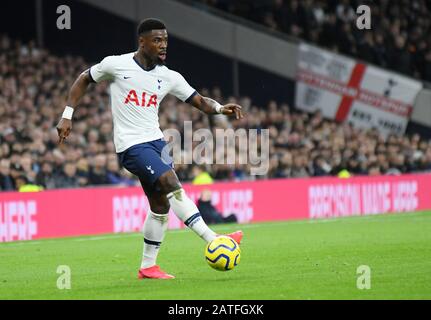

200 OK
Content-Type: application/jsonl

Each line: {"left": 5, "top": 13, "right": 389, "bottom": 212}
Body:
{"left": 137, "top": 18, "right": 166, "bottom": 36}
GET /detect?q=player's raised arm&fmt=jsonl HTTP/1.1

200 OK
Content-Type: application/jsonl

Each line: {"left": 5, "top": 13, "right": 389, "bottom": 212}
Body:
{"left": 168, "top": 70, "right": 243, "bottom": 119}
{"left": 189, "top": 93, "right": 244, "bottom": 119}
{"left": 56, "top": 69, "right": 93, "bottom": 144}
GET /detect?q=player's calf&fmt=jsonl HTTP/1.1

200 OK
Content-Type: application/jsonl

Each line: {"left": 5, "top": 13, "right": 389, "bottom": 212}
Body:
{"left": 140, "top": 209, "right": 169, "bottom": 270}
{"left": 167, "top": 188, "right": 217, "bottom": 243}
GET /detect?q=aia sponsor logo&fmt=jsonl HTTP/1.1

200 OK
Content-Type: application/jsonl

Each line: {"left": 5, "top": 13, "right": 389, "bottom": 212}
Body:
{"left": 124, "top": 90, "right": 158, "bottom": 107}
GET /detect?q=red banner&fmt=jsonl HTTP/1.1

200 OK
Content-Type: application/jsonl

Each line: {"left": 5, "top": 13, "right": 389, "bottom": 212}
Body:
{"left": 1, "top": 174, "right": 431, "bottom": 242}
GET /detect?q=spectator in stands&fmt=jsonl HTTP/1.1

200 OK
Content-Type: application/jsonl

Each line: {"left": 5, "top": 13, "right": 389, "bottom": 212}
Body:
{"left": 35, "top": 162, "right": 58, "bottom": 189}
{"left": 56, "top": 162, "right": 80, "bottom": 189}
{"left": 373, "top": 32, "right": 388, "bottom": 68}
{"left": 106, "top": 157, "right": 136, "bottom": 186}
{"left": 76, "top": 158, "right": 90, "bottom": 187}
{"left": 291, "top": 154, "right": 309, "bottom": 178}
{"left": 313, "top": 156, "right": 332, "bottom": 176}
{"left": 197, "top": 189, "right": 238, "bottom": 225}
{"left": 357, "top": 32, "right": 376, "bottom": 64}
{"left": 88, "top": 154, "right": 109, "bottom": 186}
{"left": 19, "top": 153, "right": 38, "bottom": 184}
{"left": 0, "top": 159, "right": 15, "bottom": 191}
{"left": 15, "top": 175, "right": 44, "bottom": 192}
{"left": 388, "top": 35, "right": 412, "bottom": 75}
{"left": 368, "top": 163, "right": 382, "bottom": 176}
{"left": 191, "top": 165, "right": 214, "bottom": 185}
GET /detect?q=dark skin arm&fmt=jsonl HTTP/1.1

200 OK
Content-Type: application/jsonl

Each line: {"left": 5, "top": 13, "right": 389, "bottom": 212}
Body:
{"left": 189, "top": 94, "right": 244, "bottom": 119}
{"left": 56, "top": 69, "right": 92, "bottom": 144}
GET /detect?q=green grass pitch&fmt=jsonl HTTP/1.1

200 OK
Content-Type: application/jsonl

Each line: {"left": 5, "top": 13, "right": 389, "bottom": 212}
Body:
{"left": 1, "top": 211, "right": 430, "bottom": 300}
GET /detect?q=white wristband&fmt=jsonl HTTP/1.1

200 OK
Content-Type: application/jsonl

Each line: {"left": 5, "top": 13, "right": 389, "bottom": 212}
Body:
{"left": 214, "top": 103, "right": 223, "bottom": 114}
{"left": 62, "top": 106, "right": 74, "bottom": 120}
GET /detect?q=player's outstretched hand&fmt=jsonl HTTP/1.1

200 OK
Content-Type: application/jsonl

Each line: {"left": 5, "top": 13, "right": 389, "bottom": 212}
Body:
{"left": 56, "top": 118, "right": 72, "bottom": 144}
{"left": 220, "top": 104, "right": 244, "bottom": 119}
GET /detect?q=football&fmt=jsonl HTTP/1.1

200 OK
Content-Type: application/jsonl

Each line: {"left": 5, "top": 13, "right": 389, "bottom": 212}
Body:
{"left": 205, "top": 236, "right": 241, "bottom": 271}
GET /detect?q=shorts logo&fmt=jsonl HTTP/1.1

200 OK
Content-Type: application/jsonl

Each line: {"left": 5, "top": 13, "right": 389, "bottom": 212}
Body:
{"left": 146, "top": 166, "right": 155, "bottom": 174}
{"left": 124, "top": 90, "right": 158, "bottom": 107}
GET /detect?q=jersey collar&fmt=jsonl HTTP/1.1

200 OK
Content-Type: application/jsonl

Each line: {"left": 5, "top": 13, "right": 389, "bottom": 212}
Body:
{"left": 133, "top": 54, "right": 157, "bottom": 72}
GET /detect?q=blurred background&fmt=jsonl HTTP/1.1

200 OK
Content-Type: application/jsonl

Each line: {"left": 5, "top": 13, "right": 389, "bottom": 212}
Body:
{"left": 1, "top": 0, "right": 431, "bottom": 193}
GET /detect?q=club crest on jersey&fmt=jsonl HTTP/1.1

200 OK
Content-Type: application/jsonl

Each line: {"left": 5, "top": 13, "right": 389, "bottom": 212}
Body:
{"left": 124, "top": 90, "right": 158, "bottom": 107}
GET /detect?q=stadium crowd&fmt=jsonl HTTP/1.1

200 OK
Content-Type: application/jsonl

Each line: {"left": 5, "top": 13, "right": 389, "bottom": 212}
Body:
{"left": 197, "top": 0, "right": 431, "bottom": 82}
{"left": 1, "top": 34, "right": 431, "bottom": 192}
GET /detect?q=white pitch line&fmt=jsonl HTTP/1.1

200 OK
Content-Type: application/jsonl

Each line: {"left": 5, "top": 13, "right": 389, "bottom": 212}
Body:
{"left": 0, "top": 233, "right": 142, "bottom": 247}
{"left": 1, "top": 212, "right": 429, "bottom": 247}
{"left": 73, "top": 233, "right": 141, "bottom": 242}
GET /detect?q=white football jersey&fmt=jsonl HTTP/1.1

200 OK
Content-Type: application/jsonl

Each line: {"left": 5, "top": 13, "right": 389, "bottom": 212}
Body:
{"left": 89, "top": 52, "right": 196, "bottom": 153}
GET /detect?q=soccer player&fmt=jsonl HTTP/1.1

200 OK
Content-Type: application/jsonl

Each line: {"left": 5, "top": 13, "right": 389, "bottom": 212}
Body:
{"left": 56, "top": 18, "right": 244, "bottom": 279}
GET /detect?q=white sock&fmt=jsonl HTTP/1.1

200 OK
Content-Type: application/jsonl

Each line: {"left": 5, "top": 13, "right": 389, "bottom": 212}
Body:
{"left": 141, "top": 209, "right": 168, "bottom": 269}
{"left": 167, "top": 188, "right": 217, "bottom": 243}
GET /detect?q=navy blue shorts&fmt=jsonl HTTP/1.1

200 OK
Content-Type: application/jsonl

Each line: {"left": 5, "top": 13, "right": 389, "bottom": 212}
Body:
{"left": 117, "top": 139, "right": 174, "bottom": 194}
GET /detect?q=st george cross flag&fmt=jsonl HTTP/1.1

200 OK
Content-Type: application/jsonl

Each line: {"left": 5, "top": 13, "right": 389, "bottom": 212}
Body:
{"left": 295, "top": 43, "right": 423, "bottom": 136}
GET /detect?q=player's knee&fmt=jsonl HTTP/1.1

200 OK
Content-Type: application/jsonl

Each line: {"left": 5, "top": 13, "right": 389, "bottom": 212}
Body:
{"left": 158, "top": 171, "right": 182, "bottom": 194}
{"left": 148, "top": 196, "right": 170, "bottom": 215}
{"left": 150, "top": 203, "right": 170, "bottom": 215}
